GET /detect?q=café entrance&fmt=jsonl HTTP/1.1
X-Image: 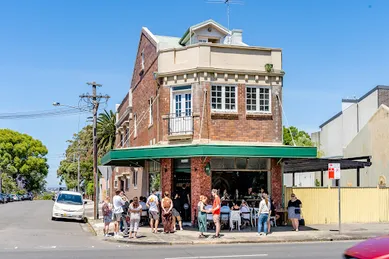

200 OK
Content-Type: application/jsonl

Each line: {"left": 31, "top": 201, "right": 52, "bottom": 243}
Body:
{"left": 173, "top": 158, "right": 191, "bottom": 222}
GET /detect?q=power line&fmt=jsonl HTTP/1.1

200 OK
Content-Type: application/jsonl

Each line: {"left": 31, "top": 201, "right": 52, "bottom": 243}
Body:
{"left": 0, "top": 108, "right": 89, "bottom": 120}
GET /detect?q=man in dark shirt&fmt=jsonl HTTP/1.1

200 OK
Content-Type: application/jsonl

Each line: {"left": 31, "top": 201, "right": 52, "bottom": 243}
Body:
{"left": 180, "top": 184, "right": 190, "bottom": 221}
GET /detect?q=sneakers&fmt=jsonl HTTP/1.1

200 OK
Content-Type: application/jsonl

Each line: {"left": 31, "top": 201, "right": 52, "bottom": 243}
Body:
{"left": 104, "top": 234, "right": 110, "bottom": 237}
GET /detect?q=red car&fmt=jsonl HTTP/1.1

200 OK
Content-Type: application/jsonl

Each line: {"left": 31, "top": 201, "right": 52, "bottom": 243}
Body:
{"left": 344, "top": 236, "right": 389, "bottom": 259}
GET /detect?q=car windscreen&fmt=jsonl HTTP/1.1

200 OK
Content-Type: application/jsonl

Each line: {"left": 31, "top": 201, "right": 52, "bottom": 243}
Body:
{"left": 56, "top": 194, "right": 83, "bottom": 205}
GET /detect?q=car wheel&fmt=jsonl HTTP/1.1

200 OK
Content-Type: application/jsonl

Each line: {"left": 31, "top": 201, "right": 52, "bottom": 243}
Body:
{"left": 51, "top": 217, "right": 56, "bottom": 221}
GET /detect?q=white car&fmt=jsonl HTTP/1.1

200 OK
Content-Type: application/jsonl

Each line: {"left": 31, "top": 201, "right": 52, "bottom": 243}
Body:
{"left": 52, "top": 191, "right": 86, "bottom": 222}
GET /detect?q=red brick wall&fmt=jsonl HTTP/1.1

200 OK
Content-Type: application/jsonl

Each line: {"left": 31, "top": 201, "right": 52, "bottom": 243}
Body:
{"left": 271, "top": 158, "right": 282, "bottom": 207}
{"left": 206, "top": 83, "right": 282, "bottom": 143}
{"left": 190, "top": 157, "right": 211, "bottom": 223}
{"left": 161, "top": 158, "right": 173, "bottom": 194}
{"left": 129, "top": 31, "right": 158, "bottom": 147}
{"left": 158, "top": 82, "right": 282, "bottom": 143}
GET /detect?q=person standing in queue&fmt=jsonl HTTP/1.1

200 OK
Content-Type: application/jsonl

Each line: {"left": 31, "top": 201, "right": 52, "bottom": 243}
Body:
{"left": 147, "top": 189, "right": 160, "bottom": 234}
{"left": 211, "top": 189, "right": 221, "bottom": 238}
{"left": 161, "top": 192, "right": 174, "bottom": 233}
{"left": 180, "top": 184, "right": 190, "bottom": 221}
{"left": 172, "top": 192, "right": 183, "bottom": 231}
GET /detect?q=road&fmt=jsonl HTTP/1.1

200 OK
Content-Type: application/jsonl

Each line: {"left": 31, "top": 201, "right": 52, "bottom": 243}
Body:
{"left": 0, "top": 200, "right": 357, "bottom": 259}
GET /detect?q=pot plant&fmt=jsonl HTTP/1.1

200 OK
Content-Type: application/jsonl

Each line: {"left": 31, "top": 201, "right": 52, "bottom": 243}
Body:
{"left": 265, "top": 63, "right": 273, "bottom": 73}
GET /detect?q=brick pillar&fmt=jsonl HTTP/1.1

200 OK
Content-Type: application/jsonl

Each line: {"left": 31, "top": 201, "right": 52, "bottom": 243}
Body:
{"left": 191, "top": 157, "right": 211, "bottom": 224}
{"left": 161, "top": 158, "right": 173, "bottom": 194}
{"left": 271, "top": 158, "right": 282, "bottom": 207}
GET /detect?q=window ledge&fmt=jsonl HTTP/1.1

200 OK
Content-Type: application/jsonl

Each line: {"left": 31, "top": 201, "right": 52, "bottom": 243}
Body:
{"left": 211, "top": 112, "right": 240, "bottom": 120}
{"left": 246, "top": 113, "right": 273, "bottom": 120}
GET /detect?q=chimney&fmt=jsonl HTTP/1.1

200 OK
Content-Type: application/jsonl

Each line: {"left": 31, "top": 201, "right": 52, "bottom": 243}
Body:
{"left": 341, "top": 97, "right": 358, "bottom": 111}
{"left": 231, "top": 29, "right": 243, "bottom": 45}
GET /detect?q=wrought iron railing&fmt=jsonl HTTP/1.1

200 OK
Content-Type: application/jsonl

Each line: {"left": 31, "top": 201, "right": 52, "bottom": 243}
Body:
{"left": 167, "top": 112, "right": 193, "bottom": 135}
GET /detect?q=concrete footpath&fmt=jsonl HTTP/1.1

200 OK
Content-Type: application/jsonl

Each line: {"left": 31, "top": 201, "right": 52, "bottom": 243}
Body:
{"left": 87, "top": 218, "right": 389, "bottom": 245}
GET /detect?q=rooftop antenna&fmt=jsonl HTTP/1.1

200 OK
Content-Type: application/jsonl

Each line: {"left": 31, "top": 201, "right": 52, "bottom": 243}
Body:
{"left": 206, "top": 0, "right": 244, "bottom": 30}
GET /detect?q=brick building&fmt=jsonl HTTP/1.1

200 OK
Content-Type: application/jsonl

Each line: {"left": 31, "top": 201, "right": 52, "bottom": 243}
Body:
{"left": 102, "top": 20, "right": 316, "bottom": 222}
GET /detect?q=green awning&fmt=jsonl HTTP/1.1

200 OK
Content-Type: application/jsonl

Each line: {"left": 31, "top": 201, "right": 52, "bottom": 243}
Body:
{"left": 101, "top": 144, "right": 317, "bottom": 166}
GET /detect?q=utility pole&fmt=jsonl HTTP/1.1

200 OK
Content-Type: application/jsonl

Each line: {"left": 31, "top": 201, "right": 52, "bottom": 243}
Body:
{"left": 80, "top": 82, "right": 110, "bottom": 220}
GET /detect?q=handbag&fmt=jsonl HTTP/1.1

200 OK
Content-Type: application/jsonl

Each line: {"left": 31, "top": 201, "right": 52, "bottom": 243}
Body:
{"left": 294, "top": 208, "right": 301, "bottom": 214}
{"left": 299, "top": 218, "right": 305, "bottom": 226}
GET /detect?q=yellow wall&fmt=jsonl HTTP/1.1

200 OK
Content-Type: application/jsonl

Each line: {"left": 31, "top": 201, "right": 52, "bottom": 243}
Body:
{"left": 285, "top": 187, "right": 389, "bottom": 224}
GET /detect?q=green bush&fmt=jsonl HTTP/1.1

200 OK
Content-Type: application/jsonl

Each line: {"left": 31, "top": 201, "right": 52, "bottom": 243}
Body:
{"left": 35, "top": 192, "right": 54, "bottom": 200}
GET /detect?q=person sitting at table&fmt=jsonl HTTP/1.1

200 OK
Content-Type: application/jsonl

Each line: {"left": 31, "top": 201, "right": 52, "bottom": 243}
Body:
{"left": 268, "top": 199, "right": 280, "bottom": 233}
{"left": 246, "top": 187, "right": 253, "bottom": 197}
{"left": 221, "top": 189, "right": 230, "bottom": 201}
{"left": 240, "top": 200, "right": 250, "bottom": 228}
{"left": 231, "top": 201, "right": 240, "bottom": 211}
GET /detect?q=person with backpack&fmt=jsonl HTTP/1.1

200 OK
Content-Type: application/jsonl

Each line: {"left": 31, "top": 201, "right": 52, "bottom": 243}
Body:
{"left": 102, "top": 196, "right": 113, "bottom": 237}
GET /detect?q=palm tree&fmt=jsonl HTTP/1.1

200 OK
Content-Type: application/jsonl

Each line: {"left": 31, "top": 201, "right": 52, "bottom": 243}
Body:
{"left": 97, "top": 110, "right": 116, "bottom": 153}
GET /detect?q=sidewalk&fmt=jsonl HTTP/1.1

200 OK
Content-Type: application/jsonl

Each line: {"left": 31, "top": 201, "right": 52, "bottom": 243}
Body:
{"left": 87, "top": 218, "right": 389, "bottom": 245}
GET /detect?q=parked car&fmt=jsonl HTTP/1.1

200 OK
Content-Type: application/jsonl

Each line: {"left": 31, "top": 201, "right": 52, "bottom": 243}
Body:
{"left": 52, "top": 191, "right": 86, "bottom": 222}
{"left": 0, "top": 193, "right": 7, "bottom": 204}
{"left": 11, "top": 194, "right": 20, "bottom": 201}
{"left": 344, "top": 235, "right": 389, "bottom": 259}
{"left": 6, "top": 194, "right": 13, "bottom": 202}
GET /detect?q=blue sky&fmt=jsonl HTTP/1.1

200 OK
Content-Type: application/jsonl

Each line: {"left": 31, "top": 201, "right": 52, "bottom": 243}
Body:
{"left": 1, "top": 0, "right": 388, "bottom": 187}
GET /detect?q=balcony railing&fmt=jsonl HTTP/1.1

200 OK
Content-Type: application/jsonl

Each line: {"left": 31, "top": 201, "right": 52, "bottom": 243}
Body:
{"left": 167, "top": 113, "right": 193, "bottom": 136}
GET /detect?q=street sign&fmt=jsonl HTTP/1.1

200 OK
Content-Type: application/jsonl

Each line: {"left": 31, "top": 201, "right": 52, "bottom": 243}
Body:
{"left": 328, "top": 163, "right": 341, "bottom": 180}
{"left": 328, "top": 162, "right": 342, "bottom": 234}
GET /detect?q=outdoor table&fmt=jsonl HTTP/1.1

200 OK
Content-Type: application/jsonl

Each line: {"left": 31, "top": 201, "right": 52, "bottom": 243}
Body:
{"left": 276, "top": 209, "right": 288, "bottom": 225}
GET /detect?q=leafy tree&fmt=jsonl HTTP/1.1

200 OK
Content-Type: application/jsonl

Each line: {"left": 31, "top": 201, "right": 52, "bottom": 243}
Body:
{"left": 0, "top": 129, "right": 49, "bottom": 193}
{"left": 97, "top": 110, "right": 116, "bottom": 154}
{"left": 58, "top": 109, "right": 115, "bottom": 193}
{"left": 283, "top": 126, "right": 324, "bottom": 157}
{"left": 283, "top": 126, "right": 314, "bottom": 147}
{"left": 57, "top": 125, "right": 93, "bottom": 191}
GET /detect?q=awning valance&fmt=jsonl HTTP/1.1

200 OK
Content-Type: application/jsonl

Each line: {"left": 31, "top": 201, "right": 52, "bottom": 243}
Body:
{"left": 101, "top": 144, "right": 317, "bottom": 166}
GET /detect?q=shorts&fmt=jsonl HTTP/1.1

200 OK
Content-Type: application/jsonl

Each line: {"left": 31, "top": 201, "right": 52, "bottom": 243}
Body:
{"left": 113, "top": 213, "right": 122, "bottom": 222}
{"left": 103, "top": 215, "right": 112, "bottom": 224}
{"left": 149, "top": 210, "right": 160, "bottom": 220}
{"left": 172, "top": 208, "right": 181, "bottom": 218}
{"left": 213, "top": 214, "right": 220, "bottom": 224}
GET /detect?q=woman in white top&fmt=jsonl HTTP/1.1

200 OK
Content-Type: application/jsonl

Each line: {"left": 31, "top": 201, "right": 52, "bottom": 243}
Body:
{"left": 257, "top": 191, "right": 270, "bottom": 236}
{"left": 128, "top": 197, "right": 142, "bottom": 238}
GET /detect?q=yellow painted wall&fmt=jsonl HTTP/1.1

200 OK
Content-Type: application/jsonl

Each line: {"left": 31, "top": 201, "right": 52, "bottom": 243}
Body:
{"left": 284, "top": 187, "right": 389, "bottom": 224}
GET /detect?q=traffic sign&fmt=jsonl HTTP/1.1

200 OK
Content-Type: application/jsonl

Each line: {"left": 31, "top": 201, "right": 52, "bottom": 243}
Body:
{"left": 328, "top": 163, "right": 340, "bottom": 180}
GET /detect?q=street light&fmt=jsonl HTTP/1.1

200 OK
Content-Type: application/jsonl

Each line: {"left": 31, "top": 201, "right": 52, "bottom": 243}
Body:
{"left": 52, "top": 102, "right": 91, "bottom": 193}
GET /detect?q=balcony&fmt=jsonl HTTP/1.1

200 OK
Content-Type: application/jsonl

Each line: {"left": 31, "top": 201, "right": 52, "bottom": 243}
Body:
{"left": 158, "top": 43, "right": 282, "bottom": 76}
{"left": 167, "top": 113, "right": 193, "bottom": 140}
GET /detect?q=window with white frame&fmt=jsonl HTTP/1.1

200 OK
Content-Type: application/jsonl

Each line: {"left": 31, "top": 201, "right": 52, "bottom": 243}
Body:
{"left": 133, "top": 170, "right": 138, "bottom": 187}
{"left": 124, "top": 128, "right": 129, "bottom": 146}
{"left": 120, "top": 132, "right": 124, "bottom": 147}
{"left": 211, "top": 85, "right": 237, "bottom": 112}
{"left": 126, "top": 177, "right": 131, "bottom": 190}
{"left": 134, "top": 114, "right": 137, "bottom": 138}
{"left": 149, "top": 98, "right": 153, "bottom": 126}
{"left": 141, "top": 49, "right": 145, "bottom": 70}
{"left": 114, "top": 180, "right": 118, "bottom": 188}
{"left": 246, "top": 86, "right": 271, "bottom": 113}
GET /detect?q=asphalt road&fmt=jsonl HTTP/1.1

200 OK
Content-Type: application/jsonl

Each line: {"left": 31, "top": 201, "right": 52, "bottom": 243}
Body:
{"left": 0, "top": 200, "right": 357, "bottom": 259}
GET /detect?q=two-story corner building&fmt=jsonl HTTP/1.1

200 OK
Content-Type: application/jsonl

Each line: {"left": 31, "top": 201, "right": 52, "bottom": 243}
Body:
{"left": 102, "top": 19, "right": 316, "bottom": 222}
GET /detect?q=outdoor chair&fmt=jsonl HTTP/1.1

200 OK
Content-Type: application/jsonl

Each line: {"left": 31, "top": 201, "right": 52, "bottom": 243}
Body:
{"left": 229, "top": 210, "right": 241, "bottom": 231}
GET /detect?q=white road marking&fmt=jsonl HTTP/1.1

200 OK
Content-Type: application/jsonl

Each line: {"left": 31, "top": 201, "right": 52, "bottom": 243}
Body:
{"left": 165, "top": 254, "right": 268, "bottom": 259}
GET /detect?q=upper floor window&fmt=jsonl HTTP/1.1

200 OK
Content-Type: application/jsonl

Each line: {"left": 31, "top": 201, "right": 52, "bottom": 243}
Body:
{"left": 246, "top": 86, "right": 271, "bottom": 113}
{"left": 141, "top": 49, "right": 145, "bottom": 70}
{"left": 199, "top": 39, "right": 208, "bottom": 43}
{"left": 134, "top": 114, "right": 137, "bottom": 138}
{"left": 211, "top": 85, "right": 237, "bottom": 112}
{"left": 120, "top": 132, "right": 124, "bottom": 147}
{"left": 149, "top": 98, "right": 153, "bottom": 126}
{"left": 124, "top": 128, "right": 129, "bottom": 146}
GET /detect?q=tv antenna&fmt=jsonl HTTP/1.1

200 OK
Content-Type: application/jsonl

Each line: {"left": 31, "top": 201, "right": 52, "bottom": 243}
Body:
{"left": 206, "top": 0, "right": 244, "bottom": 30}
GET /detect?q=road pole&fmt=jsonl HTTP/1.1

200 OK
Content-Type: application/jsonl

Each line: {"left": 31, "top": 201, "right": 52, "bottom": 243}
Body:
{"left": 92, "top": 83, "right": 99, "bottom": 220}
{"left": 81, "top": 82, "right": 109, "bottom": 220}
{"left": 338, "top": 179, "right": 341, "bottom": 233}
{"left": 77, "top": 153, "right": 80, "bottom": 193}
